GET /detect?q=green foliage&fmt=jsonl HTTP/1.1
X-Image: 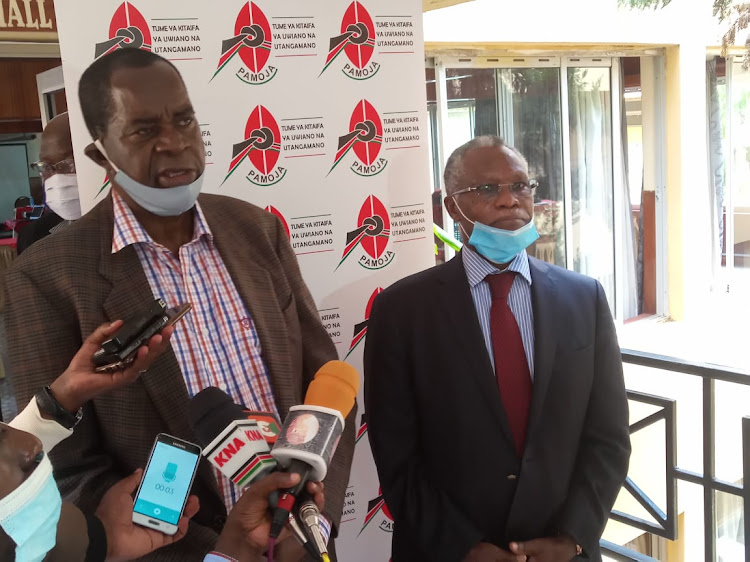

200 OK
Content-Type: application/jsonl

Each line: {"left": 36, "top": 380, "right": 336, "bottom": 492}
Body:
{"left": 618, "top": 0, "right": 671, "bottom": 8}
{"left": 720, "top": 3, "right": 750, "bottom": 68}
{"left": 620, "top": 0, "right": 750, "bottom": 69}
{"left": 620, "top": 0, "right": 731, "bottom": 15}
{"left": 713, "top": 0, "right": 733, "bottom": 22}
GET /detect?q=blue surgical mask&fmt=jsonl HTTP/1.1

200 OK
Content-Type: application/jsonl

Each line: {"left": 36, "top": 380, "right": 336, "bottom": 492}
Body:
{"left": 0, "top": 453, "right": 62, "bottom": 562}
{"left": 454, "top": 200, "right": 539, "bottom": 264}
{"left": 94, "top": 139, "right": 203, "bottom": 216}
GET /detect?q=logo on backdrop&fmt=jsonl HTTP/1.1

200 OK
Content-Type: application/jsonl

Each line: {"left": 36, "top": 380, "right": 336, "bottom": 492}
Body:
{"left": 264, "top": 206, "right": 290, "bottom": 239}
{"left": 329, "top": 100, "right": 387, "bottom": 177}
{"left": 96, "top": 174, "right": 112, "bottom": 198}
{"left": 320, "top": 1, "right": 379, "bottom": 80}
{"left": 359, "top": 488, "right": 394, "bottom": 535}
{"left": 224, "top": 106, "right": 287, "bottom": 187}
{"left": 211, "top": 2, "right": 276, "bottom": 84}
{"left": 337, "top": 196, "right": 393, "bottom": 271}
{"left": 94, "top": 2, "right": 151, "bottom": 59}
{"left": 355, "top": 411, "right": 368, "bottom": 443}
{"left": 346, "top": 288, "right": 383, "bottom": 359}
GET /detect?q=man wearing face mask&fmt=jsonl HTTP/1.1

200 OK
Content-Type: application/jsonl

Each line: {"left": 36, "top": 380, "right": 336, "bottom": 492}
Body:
{"left": 4, "top": 48, "right": 353, "bottom": 561}
{"left": 17, "top": 112, "right": 81, "bottom": 256}
{"left": 364, "top": 136, "right": 631, "bottom": 562}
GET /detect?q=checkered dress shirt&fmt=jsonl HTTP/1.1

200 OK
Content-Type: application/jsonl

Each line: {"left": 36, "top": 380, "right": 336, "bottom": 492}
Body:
{"left": 111, "top": 190, "right": 277, "bottom": 513}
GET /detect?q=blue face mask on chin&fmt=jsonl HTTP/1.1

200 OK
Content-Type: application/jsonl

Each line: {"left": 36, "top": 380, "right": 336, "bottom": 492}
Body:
{"left": 0, "top": 453, "right": 62, "bottom": 562}
{"left": 94, "top": 140, "right": 203, "bottom": 216}
{"left": 454, "top": 199, "right": 539, "bottom": 264}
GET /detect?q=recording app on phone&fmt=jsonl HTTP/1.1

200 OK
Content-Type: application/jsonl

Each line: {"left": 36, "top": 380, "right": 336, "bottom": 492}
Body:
{"left": 133, "top": 437, "right": 200, "bottom": 529}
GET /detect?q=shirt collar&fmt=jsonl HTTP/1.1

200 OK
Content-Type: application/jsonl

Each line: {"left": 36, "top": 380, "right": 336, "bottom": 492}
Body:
{"left": 461, "top": 244, "right": 532, "bottom": 289}
{"left": 111, "top": 189, "right": 212, "bottom": 254}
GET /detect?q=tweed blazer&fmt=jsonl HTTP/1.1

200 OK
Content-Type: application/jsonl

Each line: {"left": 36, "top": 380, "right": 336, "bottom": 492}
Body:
{"left": 4, "top": 193, "right": 355, "bottom": 561}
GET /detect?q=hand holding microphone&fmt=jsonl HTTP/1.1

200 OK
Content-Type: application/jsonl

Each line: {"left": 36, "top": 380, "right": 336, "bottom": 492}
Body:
{"left": 188, "top": 360, "right": 359, "bottom": 560}
{"left": 214, "top": 472, "right": 325, "bottom": 561}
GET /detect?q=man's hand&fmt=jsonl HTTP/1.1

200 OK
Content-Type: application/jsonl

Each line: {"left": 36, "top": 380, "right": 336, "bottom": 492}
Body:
{"left": 215, "top": 473, "right": 325, "bottom": 561}
{"left": 463, "top": 542, "right": 526, "bottom": 562}
{"left": 48, "top": 320, "right": 174, "bottom": 413}
{"left": 509, "top": 536, "right": 578, "bottom": 562}
{"left": 96, "top": 469, "right": 199, "bottom": 561}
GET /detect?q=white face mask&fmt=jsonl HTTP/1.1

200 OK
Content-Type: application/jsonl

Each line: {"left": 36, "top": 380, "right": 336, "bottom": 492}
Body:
{"left": 93, "top": 140, "right": 203, "bottom": 217}
{"left": 44, "top": 173, "right": 82, "bottom": 220}
{"left": 0, "top": 453, "right": 62, "bottom": 562}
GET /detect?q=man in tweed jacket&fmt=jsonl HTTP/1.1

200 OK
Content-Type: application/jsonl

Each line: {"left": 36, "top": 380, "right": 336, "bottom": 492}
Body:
{"left": 4, "top": 50, "right": 354, "bottom": 560}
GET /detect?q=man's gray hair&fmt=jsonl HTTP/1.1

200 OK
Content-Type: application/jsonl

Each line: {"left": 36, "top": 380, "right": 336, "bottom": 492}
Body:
{"left": 443, "top": 135, "right": 528, "bottom": 195}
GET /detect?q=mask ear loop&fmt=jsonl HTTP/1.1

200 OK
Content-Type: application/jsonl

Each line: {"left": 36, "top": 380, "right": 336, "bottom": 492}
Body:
{"left": 450, "top": 194, "right": 474, "bottom": 241}
{"left": 93, "top": 139, "right": 122, "bottom": 174}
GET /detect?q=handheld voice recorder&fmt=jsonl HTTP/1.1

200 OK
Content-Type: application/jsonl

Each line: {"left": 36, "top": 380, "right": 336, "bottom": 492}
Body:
{"left": 132, "top": 433, "right": 201, "bottom": 535}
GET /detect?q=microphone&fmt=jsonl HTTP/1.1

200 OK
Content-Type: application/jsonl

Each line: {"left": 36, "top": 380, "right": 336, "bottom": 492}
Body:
{"left": 189, "top": 387, "right": 277, "bottom": 490}
{"left": 243, "top": 409, "right": 282, "bottom": 445}
{"left": 298, "top": 499, "right": 328, "bottom": 559}
{"left": 268, "top": 360, "right": 359, "bottom": 539}
{"left": 190, "top": 389, "right": 325, "bottom": 559}
{"left": 287, "top": 512, "right": 322, "bottom": 560}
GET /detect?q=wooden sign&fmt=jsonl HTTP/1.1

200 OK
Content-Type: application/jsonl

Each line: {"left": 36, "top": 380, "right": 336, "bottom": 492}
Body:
{"left": 0, "top": 0, "right": 57, "bottom": 40}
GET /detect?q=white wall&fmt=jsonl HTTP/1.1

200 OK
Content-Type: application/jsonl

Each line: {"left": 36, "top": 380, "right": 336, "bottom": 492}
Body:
{"left": 423, "top": 0, "right": 717, "bottom": 46}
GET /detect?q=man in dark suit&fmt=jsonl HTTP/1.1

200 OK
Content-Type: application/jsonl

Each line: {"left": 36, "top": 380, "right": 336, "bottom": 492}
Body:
{"left": 18, "top": 112, "right": 80, "bottom": 255}
{"left": 5, "top": 49, "right": 354, "bottom": 561}
{"left": 365, "top": 136, "right": 630, "bottom": 562}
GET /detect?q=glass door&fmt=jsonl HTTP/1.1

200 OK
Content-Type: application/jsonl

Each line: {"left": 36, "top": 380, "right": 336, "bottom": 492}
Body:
{"left": 726, "top": 57, "right": 750, "bottom": 292}
{"left": 563, "top": 59, "right": 616, "bottom": 309}
{"left": 429, "top": 56, "right": 636, "bottom": 318}
{"left": 497, "top": 65, "right": 566, "bottom": 267}
{"left": 440, "top": 58, "right": 566, "bottom": 268}
{"left": 35, "top": 65, "right": 66, "bottom": 127}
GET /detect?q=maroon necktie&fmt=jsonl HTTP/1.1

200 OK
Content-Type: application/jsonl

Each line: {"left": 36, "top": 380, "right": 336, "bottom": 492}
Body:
{"left": 487, "top": 273, "right": 532, "bottom": 457}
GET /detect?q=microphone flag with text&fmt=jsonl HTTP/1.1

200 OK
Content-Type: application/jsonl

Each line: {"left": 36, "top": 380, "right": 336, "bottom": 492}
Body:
{"left": 189, "top": 387, "right": 278, "bottom": 490}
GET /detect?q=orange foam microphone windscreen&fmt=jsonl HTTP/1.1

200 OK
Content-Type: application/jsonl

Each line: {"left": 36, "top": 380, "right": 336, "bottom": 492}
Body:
{"left": 303, "top": 360, "right": 360, "bottom": 418}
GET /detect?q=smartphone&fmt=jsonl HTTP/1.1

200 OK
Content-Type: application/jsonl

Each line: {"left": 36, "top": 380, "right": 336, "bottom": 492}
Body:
{"left": 101, "top": 299, "right": 169, "bottom": 355}
{"left": 132, "top": 433, "right": 202, "bottom": 535}
{"left": 94, "top": 302, "right": 193, "bottom": 373}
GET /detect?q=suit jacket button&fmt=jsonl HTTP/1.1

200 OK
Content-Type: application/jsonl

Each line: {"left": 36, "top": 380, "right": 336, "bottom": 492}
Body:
{"left": 507, "top": 474, "right": 517, "bottom": 480}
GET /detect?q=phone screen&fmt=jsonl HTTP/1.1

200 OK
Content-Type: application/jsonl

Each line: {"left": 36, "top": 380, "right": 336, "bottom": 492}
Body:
{"left": 134, "top": 440, "right": 200, "bottom": 525}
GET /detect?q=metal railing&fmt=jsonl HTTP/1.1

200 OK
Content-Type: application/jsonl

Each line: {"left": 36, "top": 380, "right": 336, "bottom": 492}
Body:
{"left": 603, "top": 349, "right": 750, "bottom": 562}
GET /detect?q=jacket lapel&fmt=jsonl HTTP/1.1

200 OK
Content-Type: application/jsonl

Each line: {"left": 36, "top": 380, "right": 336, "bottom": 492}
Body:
{"left": 96, "top": 197, "right": 196, "bottom": 440}
{"left": 201, "top": 201, "right": 296, "bottom": 417}
{"left": 526, "top": 257, "right": 559, "bottom": 446}
{"left": 96, "top": 197, "right": 220, "bottom": 498}
{"left": 437, "top": 253, "right": 516, "bottom": 452}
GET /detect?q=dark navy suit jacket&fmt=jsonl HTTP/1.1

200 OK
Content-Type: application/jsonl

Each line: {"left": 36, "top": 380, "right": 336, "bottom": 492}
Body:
{"left": 365, "top": 253, "right": 631, "bottom": 562}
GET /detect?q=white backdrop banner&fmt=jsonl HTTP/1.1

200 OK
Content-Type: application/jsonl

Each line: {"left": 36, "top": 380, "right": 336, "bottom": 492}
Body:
{"left": 53, "top": 0, "right": 432, "bottom": 560}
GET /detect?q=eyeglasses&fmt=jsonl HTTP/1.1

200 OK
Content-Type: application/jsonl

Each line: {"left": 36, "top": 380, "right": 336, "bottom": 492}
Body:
{"left": 452, "top": 180, "right": 538, "bottom": 200}
{"left": 30, "top": 158, "right": 76, "bottom": 179}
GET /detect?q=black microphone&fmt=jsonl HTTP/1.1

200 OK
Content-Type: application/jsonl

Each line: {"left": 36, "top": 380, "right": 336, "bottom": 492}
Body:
{"left": 189, "top": 387, "right": 277, "bottom": 490}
